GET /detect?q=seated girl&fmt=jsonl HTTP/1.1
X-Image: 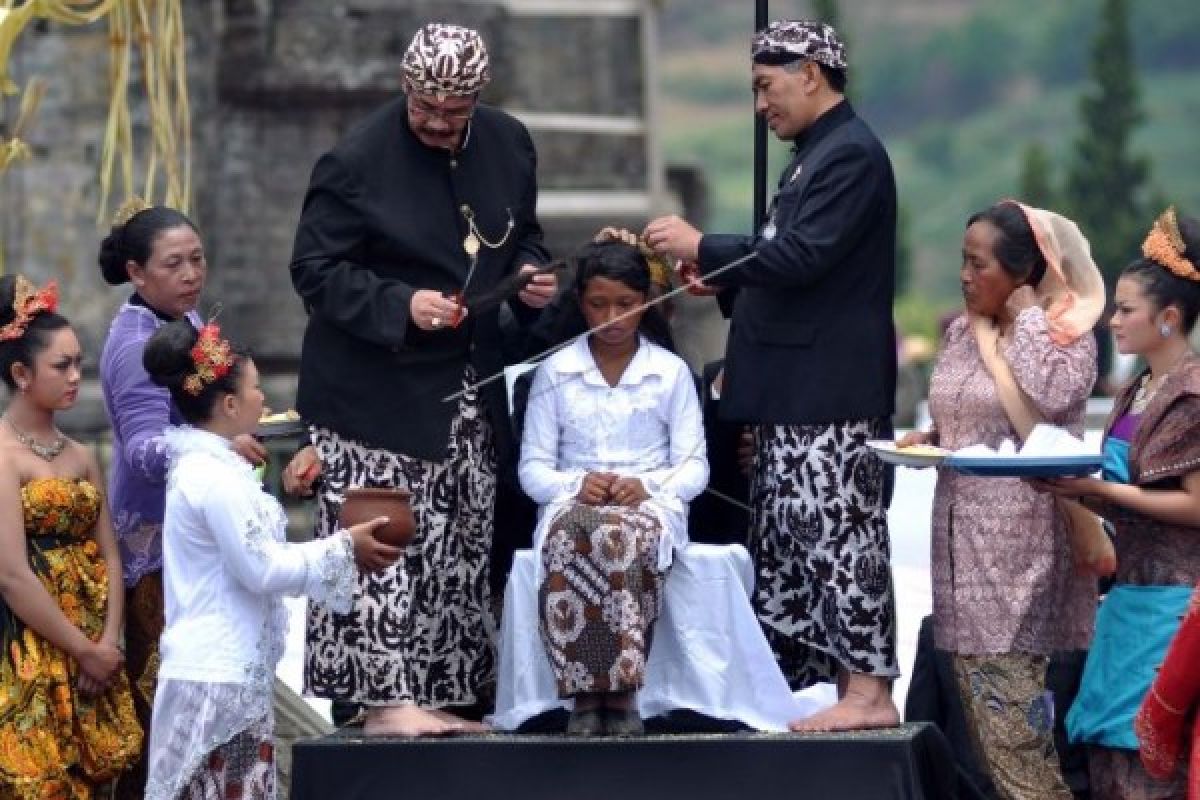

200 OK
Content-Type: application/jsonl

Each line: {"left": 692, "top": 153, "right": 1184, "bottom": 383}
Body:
{"left": 141, "top": 319, "right": 397, "bottom": 800}
{"left": 519, "top": 238, "right": 708, "bottom": 736}
{"left": 0, "top": 275, "right": 142, "bottom": 798}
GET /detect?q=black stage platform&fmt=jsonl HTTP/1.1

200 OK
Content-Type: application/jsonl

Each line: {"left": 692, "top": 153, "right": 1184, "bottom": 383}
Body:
{"left": 291, "top": 722, "right": 960, "bottom": 800}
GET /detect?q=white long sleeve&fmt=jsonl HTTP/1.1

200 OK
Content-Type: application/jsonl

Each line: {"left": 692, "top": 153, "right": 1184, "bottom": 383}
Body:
{"left": 519, "top": 364, "right": 588, "bottom": 504}
{"left": 199, "top": 475, "right": 356, "bottom": 612}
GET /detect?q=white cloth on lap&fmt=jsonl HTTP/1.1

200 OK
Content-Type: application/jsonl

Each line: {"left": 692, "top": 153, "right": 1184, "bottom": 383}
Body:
{"left": 490, "top": 543, "right": 836, "bottom": 732}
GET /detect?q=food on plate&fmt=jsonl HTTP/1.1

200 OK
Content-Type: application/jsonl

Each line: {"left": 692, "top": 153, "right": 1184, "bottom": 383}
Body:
{"left": 259, "top": 409, "right": 301, "bottom": 424}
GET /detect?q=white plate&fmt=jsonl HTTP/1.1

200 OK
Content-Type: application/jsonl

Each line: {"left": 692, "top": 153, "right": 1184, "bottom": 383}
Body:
{"left": 866, "top": 440, "right": 949, "bottom": 469}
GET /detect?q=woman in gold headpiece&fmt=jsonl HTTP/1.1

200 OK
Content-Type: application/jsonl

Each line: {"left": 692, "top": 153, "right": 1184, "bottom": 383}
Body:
{"left": 0, "top": 274, "right": 142, "bottom": 798}
{"left": 1036, "top": 208, "right": 1200, "bottom": 800}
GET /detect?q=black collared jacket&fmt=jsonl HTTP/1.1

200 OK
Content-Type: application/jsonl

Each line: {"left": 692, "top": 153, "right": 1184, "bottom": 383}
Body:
{"left": 697, "top": 101, "right": 897, "bottom": 425}
{"left": 290, "top": 98, "right": 550, "bottom": 462}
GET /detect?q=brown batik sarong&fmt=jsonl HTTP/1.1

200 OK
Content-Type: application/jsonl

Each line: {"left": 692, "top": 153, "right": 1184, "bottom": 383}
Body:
{"left": 116, "top": 569, "right": 165, "bottom": 800}
{"left": 179, "top": 720, "right": 276, "bottom": 800}
{"left": 538, "top": 504, "right": 665, "bottom": 697}
{"left": 953, "top": 653, "right": 1073, "bottom": 800}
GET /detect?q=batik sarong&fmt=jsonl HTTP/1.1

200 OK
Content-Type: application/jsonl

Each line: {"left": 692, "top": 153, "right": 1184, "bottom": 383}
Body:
{"left": 538, "top": 505, "right": 665, "bottom": 696}
{"left": 304, "top": 381, "right": 497, "bottom": 707}
{"left": 749, "top": 418, "right": 898, "bottom": 688}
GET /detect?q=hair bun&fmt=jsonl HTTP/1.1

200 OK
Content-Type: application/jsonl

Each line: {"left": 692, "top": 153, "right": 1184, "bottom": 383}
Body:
{"left": 97, "top": 229, "right": 130, "bottom": 285}
{"left": 142, "top": 319, "right": 199, "bottom": 388}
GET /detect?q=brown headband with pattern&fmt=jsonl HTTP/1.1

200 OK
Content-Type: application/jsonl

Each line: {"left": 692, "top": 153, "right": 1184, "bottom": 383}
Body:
{"left": 402, "top": 23, "right": 490, "bottom": 98}
{"left": 752, "top": 19, "right": 847, "bottom": 70}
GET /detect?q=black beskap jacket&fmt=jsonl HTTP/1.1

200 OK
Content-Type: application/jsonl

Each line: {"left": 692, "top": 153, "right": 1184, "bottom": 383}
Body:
{"left": 290, "top": 98, "right": 550, "bottom": 462}
{"left": 697, "top": 101, "right": 897, "bottom": 425}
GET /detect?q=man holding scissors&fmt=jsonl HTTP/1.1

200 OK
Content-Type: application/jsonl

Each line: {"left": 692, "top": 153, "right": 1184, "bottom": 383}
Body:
{"left": 289, "top": 22, "right": 555, "bottom": 736}
{"left": 644, "top": 19, "right": 900, "bottom": 732}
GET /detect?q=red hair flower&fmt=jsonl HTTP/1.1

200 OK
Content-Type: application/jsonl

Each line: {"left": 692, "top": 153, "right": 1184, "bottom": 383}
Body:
{"left": 183, "top": 323, "right": 234, "bottom": 395}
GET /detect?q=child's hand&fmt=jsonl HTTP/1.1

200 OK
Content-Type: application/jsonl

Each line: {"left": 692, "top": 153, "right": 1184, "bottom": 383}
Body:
{"left": 578, "top": 472, "right": 617, "bottom": 505}
{"left": 346, "top": 517, "right": 402, "bottom": 572}
{"left": 232, "top": 434, "right": 268, "bottom": 466}
{"left": 282, "top": 446, "right": 322, "bottom": 497}
{"left": 610, "top": 477, "right": 649, "bottom": 507}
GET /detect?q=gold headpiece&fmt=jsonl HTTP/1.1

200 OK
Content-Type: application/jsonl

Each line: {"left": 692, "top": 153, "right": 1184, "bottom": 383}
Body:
{"left": 1142, "top": 206, "right": 1199, "bottom": 282}
{"left": 0, "top": 277, "right": 59, "bottom": 342}
{"left": 590, "top": 226, "right": 674, "bottom": 290}
{"left": 183, "top": 322, "right": 235, "bottom": 396}
{"left": 639, "top": 243, "right": 674, "bottom": 291}
{"left": 112, "top": 196, "right": 151, "bottom": 228}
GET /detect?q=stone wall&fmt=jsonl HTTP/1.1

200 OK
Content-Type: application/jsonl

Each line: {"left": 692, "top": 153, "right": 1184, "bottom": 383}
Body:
{"left": 2, "top": 0, "right": 725, "bottom": 430}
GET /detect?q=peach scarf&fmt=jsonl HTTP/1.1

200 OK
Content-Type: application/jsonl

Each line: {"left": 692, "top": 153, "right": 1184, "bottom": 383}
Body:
{"left": 970, "top": 202, "right": 1115, "bottom": 576}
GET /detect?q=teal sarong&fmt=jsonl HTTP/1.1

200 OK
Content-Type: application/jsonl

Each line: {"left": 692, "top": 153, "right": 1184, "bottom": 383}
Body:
{"left": 1066, "top": 584, "right": 1192, "bottom": 749}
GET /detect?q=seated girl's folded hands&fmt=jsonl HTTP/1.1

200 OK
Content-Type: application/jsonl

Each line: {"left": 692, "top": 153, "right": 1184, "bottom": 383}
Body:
{"left": 610, "top": 477, "right": 649, "bottom": 507}
{"left": 578, "top": 472, "right": 617, "bottom": 506}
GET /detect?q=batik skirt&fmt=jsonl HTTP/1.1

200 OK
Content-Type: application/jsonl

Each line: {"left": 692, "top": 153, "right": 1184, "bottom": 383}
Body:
{"left": 538, "top": 504, "right": 665, "bottom": 697}
{"left": 304, "top": 386, "right": 497, "bottom": 707}
{"left": 177, "top": 719, "right": 275, "bottom": 800}
{"left": 749, "top": 418, "right": 899, "bottom": 688}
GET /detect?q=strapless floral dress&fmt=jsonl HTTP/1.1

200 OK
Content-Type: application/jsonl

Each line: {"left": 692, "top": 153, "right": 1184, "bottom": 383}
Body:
{"left": 0, "top": 478, "right": 142, "bottom": 799}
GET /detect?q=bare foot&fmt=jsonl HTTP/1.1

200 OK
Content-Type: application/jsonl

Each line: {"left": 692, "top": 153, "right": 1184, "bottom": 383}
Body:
{"left": 789, "top": 681, "right": 900, "bottom": 733}
{"left": 363, "top": 705, "right": 464, "bottom": 736}
{"left": 428, "top": 708, "right": 490, "bottom": 734}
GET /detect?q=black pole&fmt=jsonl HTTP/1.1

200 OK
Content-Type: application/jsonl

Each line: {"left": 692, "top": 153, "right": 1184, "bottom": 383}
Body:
{"left": 753, "top": 0, "right": 769, "bottom": 230}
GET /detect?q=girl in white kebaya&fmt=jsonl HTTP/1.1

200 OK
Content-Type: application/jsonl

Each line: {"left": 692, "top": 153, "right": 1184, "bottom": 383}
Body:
{"left": 141, "top": 319, "right": 396, "bottom": 800}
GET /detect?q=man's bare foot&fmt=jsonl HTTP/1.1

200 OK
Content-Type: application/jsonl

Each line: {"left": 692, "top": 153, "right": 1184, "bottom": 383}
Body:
{"left": 428, "top": 708, "right": 490, "bottom": 733}
{"left": 363, "top": 705, "right": 463, "bottom": 736}
{"left": 789, "top": 678, "right": 900, "bottom": 733}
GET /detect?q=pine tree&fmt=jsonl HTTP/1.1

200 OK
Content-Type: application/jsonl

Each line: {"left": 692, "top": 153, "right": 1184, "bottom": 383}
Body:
{"left": 1064, "top": 0, "right": 1151, "bottom": 285}
{"left": 1018, "top": 143, "right": 1056, "bottom": 209}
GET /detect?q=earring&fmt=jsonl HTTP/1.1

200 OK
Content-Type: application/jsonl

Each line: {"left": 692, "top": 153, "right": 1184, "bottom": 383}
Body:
{"left": 1161, "top": 323, "right": 1172, "bottom": 338}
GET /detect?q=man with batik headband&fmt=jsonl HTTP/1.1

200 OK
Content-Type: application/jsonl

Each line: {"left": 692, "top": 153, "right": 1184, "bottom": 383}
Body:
{"left": 290, "top": 22, "right": 556, "bottom": 736}
{"left": 644, "top": 19, "right": 901, "bottom": 731}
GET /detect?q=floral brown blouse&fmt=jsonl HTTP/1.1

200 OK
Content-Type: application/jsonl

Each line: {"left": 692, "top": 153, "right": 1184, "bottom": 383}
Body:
{"left": 1099, "top": 355, "right": 1200, "bottom": 587}
{"left": 928, "top": 308, "right": 1098, "bottom": 656}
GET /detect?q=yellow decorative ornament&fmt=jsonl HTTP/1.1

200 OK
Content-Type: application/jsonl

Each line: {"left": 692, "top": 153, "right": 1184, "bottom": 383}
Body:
{"left": 1, "top": 0, "right": 191, "bottom": 273}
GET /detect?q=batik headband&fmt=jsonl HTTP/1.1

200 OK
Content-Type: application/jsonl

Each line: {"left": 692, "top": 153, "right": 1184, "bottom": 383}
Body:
{"left": 184, "top": 322, "right": 235, "bottom": 396}
{"left": 1142, "top": 207, "right": 1200, "bottom": 282}
{"left": 752, "top": 19, "right": 847, "bottom": 70}
{"left": 402, "top": 23, "right": 490, "bottom": 98}
{"left": 0, "top": 276, "right": 59, "bottom": 342}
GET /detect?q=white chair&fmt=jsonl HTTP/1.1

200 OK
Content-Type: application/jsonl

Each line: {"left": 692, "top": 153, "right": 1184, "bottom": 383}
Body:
{"left": 489, "top": 542, "right": 836, "bottom": 731}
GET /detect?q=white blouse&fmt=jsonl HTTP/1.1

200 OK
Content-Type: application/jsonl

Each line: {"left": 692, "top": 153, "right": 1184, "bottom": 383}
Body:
{"left": 146, "top": 427, "right": 357, "bottom": 800}
{"left": 519, "top": 336, "right": 709, "bottom": 571}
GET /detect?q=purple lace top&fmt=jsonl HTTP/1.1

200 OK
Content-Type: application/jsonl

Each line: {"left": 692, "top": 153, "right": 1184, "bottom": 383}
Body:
{"left": 100, "top": 301, "right": 201, "bottom": 587}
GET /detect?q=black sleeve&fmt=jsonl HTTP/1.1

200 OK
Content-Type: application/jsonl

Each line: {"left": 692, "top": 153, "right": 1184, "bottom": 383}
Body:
{"left": 288, "top": 153, "right": 416, "bottom": 348}
{"left": 697, "top": 143, "right": 884, "bottom": 290}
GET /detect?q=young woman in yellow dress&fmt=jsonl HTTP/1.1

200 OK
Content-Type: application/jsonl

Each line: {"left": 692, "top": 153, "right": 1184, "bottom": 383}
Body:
{"left": 0, "top": 275, "right": 142, "bottom": 798}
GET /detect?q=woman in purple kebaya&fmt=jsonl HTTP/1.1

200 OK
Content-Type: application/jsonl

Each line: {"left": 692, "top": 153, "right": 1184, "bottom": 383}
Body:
{"left": 96, "top": 201, "right": 266, "bottom": 800}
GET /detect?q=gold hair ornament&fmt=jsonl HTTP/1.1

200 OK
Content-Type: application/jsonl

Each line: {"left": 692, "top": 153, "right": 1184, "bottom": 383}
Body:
{"left": 0, "top": 276, "right": 59, "bottom": 342}
{"left": 1143, "top": 207, "right": 1200, "bottom": 282}
{"left": 112, "top": 196, "right": 150, "bottom": 227}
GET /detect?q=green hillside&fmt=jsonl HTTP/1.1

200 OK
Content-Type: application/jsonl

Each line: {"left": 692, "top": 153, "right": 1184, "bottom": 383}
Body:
{"left": 658, "top": 0, "right": 1200, "bottom": 333}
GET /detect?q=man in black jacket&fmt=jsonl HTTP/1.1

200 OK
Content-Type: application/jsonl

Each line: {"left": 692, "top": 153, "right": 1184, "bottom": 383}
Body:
{"left": 289, "top": 23, "right": 555, "bottom": 736}
{"left": 645, "top": 19, "right": 900, "bottom": 731}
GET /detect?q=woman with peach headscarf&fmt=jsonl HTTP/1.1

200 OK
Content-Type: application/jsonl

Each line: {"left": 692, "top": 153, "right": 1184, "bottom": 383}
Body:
{"left": 1036, "top": 207, "right": 1200, "bottom": 799}
{"left": 899, "top": 200, "right": 1107, "bottom": 799}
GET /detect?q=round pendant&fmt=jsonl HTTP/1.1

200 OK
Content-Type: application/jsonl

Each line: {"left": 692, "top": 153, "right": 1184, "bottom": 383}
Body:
{"left": 463, "top": 233, "right": 480, "bottom": 257}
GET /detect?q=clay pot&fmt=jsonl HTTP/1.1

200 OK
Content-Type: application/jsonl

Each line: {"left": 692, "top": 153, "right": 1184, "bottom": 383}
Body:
{"left": 339, "top": 488, "right": 415, "bottom": 547}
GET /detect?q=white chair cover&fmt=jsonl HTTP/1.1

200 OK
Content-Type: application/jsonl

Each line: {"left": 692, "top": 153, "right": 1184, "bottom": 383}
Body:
{"left": 489, "top": 543, "right": 836, "bottom": 731}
